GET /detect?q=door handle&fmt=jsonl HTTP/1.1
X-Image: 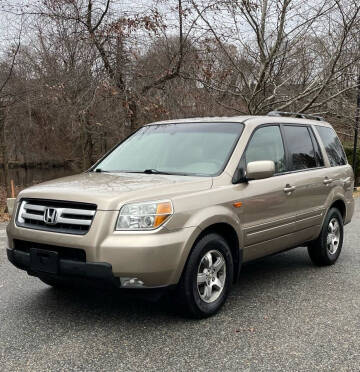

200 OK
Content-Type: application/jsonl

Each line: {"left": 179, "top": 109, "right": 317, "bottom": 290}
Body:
{"left": 323, "top": 177, "right": 333, "bottom": 185}
{"left": 283, "top": 184, "right": 296, "bottom": 193}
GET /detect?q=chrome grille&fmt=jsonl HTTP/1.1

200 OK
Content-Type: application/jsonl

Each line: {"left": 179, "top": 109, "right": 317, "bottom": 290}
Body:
{"left": 16, "top": 199, "right": 97, "bottom": 235}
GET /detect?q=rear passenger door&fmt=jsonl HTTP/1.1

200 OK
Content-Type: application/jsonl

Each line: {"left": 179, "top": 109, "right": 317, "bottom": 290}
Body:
{"left": 281, "top": 125, "right": 329, "bottom": 231}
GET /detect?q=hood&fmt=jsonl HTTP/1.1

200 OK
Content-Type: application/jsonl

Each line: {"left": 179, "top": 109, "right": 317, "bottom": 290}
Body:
{"left": 18, "top": 172, "right": 213, "bottom": 210}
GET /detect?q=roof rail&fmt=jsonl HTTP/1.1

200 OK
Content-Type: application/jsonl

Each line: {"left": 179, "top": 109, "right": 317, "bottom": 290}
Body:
{"left": 267, "top": 111, "right": 325, "bottom": 122}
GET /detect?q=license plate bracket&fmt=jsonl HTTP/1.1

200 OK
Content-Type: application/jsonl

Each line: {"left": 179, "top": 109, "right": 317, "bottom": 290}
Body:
{"left": 30, "top": 248, "right": 59, "bottom": 274}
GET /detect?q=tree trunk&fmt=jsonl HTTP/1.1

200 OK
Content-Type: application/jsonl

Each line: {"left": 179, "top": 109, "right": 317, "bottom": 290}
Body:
{"left": 0, "top": 105, "right": 10, "bottom": 196}
{"left": 79, "top": 111, "right": 94, "bottom": 170}
{"left": 127, "top": 97, "right": 138, "bottom": 134}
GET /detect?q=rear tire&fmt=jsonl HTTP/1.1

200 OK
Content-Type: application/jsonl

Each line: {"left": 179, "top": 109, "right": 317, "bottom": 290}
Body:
{"left": 308, "top": 208, "right": 344, "bottom": 266}
{"left": 177, "top": 233, "right": 234, "bottom": 318}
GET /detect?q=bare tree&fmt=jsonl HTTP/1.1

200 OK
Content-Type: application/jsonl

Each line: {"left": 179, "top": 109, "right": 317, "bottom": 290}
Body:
{"left": 0, "top": 4, "right": 22, "bottom": 195}
{"left": 188, "top": 0, "right": 360, "bottom": 115}
{"left": 34, "top": 0, "right": 188, "bottom": 133}
{"left": 0, "top": 0, "right": 360, "bottom": 192}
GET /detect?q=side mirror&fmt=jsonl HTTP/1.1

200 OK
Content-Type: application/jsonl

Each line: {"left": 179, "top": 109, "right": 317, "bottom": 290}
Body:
{"left": 246, "top": 160, "right": 275, "bottom": 180}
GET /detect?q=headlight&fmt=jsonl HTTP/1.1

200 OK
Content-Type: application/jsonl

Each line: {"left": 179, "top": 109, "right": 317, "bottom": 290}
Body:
{"left": 116, "top": 200, "right": 173, "bottom": 231}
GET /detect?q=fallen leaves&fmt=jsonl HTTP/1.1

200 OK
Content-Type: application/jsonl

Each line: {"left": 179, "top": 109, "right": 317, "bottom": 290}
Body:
{"left": 0, "top": 211, "right": 10, "bottom": 222}
{"left": 0, "top": 187, "right": 11, "bottom": 222}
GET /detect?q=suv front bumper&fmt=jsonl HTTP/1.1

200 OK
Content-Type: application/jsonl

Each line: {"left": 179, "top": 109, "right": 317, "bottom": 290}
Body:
{"left": 7, "top": 248, "right": 118, "bottom": 285}
{"left": 7, "top": 211, "right": 200, "bottom": 288}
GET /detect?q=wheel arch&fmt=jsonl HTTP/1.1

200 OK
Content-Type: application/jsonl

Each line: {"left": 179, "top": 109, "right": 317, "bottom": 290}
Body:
{"left": 195, "top": 223, "right": 242, "bottom": 283}
{"left": 329, "top": 199, "right": 346, "bottom": 221}
{"left": 177, "top": 221, "right": 243, "bottom": 285}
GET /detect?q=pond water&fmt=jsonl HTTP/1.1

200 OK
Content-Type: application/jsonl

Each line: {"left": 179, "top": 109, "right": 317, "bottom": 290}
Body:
{"left": 1, "top": 167, "right": 78, "bottom": 193}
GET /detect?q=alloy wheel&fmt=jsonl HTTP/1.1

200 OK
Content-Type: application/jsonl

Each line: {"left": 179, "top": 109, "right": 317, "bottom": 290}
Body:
{"left": 327, "top": 217, "right": 341, "bottom": 255}
{"left": 197, "top": 250, "right": 226, "bottom": 303}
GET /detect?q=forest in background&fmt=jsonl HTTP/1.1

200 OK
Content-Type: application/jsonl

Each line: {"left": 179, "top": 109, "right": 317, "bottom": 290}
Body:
{"left": 0, "top": 0, "right": 360, "bottom": 199}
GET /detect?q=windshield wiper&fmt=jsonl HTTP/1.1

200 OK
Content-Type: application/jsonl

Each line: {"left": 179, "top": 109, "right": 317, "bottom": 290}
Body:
{"left": 143, "top": 169, "right": 172, "bottom": 175}
{"left": 94, "top": 168, "right": 186, "bottom": 176}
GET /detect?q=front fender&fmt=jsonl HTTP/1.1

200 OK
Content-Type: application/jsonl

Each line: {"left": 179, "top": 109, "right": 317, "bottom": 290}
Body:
{"left": 166, "top": 205, "right": 243, "bottom": 284}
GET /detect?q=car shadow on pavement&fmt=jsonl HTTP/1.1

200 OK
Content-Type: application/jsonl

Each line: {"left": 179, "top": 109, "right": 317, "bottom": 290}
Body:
{"left": 19, "top": 246, "right": 319, "bottom": 322}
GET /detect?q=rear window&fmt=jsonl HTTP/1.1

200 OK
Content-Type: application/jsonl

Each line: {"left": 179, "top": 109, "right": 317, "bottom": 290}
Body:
{"left": 282, "top": 126, "right": 317, "bottom": 170}
{"left": 316, "top": 126, "right": 347, "bottom": 166}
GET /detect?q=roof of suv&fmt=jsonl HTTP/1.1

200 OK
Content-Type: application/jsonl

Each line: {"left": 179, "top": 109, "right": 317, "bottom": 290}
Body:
{"left": 147, "top": 115, "right": 332, "bottom": 128}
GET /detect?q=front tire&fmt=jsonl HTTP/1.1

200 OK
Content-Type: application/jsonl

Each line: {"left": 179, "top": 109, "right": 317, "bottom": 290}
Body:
{"left": 308, "top": 208, "right": 344, "bottom": 266}
{"left": 177, "top": 233, "right": 234, "bottom": 318}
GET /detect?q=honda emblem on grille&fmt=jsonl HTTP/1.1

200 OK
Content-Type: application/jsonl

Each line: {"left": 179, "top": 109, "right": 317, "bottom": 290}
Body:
{"left": 44, "top": 208, "right": 58, "bottom": 225}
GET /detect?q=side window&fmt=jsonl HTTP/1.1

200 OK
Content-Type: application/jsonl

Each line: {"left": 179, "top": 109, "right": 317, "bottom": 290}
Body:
{"left": 309, "top": 128, "right": 325, "bottom": 167}
{"left": 283, "top": 126, "right": 317, "bottom": 170}
{"left": 316, "top": 126, "right": 347, "bottom": 166}
{"left": 245, "top": 126, "right": 286, "bottom": 173}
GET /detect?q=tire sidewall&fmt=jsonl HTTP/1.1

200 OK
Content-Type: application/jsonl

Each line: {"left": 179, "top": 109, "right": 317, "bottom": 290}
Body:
{"left": 184, "top": 233, "right": 234, "bottom": 317}
{"left": 321, "top": 208, "right": 344, "bottom": 263}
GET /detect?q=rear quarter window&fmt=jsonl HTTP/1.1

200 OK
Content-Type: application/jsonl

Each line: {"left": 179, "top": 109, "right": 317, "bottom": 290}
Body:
{"left": 316, "top": 126, "right": 347, "bottom": 166}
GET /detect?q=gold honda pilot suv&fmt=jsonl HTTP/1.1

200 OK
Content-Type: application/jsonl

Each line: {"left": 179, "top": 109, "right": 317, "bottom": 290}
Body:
{"left": 6, "top": 112, "right": 355, "bottom": 317}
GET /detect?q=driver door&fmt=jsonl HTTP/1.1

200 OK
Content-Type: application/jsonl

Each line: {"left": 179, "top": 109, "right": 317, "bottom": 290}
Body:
{"left": 237, "top": 125, "right": 298, "bottom": 261}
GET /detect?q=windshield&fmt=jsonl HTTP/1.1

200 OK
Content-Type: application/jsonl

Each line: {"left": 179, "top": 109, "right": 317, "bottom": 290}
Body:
{"left": 93, "top": 122, "right": 244, "bottom": 176}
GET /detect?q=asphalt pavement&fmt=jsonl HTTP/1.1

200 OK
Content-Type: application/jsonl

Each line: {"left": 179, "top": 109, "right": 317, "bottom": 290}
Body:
{"left": 1, "top": 199, "right": 359, "bottom": 371}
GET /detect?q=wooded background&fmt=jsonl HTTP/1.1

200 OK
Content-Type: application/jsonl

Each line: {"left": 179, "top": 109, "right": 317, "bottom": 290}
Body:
{"left": 1, "top": 0, "right": 360, "bottom": 196}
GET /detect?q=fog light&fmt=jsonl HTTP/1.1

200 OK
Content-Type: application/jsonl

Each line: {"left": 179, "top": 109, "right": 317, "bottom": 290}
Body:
{"left": 120, "top": 277, "right": 145, "bottom": 287}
